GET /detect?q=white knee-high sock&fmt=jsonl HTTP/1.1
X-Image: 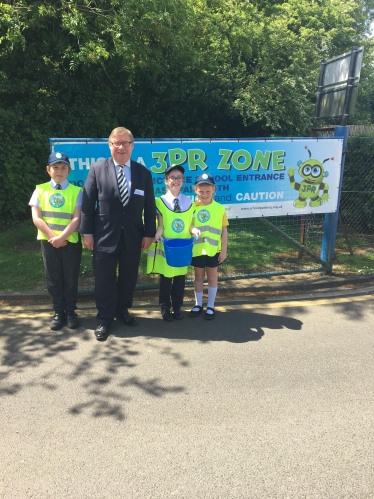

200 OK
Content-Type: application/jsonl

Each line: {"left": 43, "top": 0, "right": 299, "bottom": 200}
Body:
{"left": 194, "top": 291, "right": 203, "bottom": 307}
{"left": 207, "top": 286, "right": 218, "bottom": 312}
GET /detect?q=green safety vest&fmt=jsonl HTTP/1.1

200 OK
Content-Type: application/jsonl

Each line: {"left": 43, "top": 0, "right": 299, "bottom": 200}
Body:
{"left": 35, "top": 182, "right": 81, "bottom": 243}
{"left": 192, "top": 201, "right": 225, "bottom": 257}
{"left": 147, "top": 197, "right": 194, "bottom": 278}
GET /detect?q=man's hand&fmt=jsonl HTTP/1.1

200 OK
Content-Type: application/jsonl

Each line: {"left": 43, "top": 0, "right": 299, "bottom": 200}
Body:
{"left": 83, "top": 235, "right": 94, "bottom": 250}
{"left": 141, "top": 237, "right": 153, "bottom": 250}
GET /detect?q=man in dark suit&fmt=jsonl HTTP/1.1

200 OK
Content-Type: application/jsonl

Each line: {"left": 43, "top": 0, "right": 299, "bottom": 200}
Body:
{"left": 81, "top": 127, "right": 156, "bottom": 340}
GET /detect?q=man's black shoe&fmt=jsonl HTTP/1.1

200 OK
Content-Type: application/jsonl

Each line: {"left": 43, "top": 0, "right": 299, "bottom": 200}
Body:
{"left": 117, "top": 310, "right": 138, "bottom": 327}
{"left": 50, "top": 312, "right": 65, "bottom": 331}
{"left": 161, "top": 307, "right": 174, "bottom": 322}
{"left": 173, "top": 308, "right": 184, "bottom": 320}
{"left": 66, "top": 311, "right": 79, "bottom": 329}
{"left": 95, "top": 324, "right": 109, "bottom": 341}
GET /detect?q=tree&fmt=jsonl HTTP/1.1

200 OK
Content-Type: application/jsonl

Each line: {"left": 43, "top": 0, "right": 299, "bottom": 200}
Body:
{"left": 0, "top": 0, "right": 373, "bottom": 219}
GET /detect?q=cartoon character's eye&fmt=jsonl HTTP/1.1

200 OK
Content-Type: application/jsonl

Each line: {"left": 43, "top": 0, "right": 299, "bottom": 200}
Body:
{"left": 302, "top": 164, "right": 311, "bottom": 176}
{"left": 311, "top": 166, "right": 322, "bottom": 178}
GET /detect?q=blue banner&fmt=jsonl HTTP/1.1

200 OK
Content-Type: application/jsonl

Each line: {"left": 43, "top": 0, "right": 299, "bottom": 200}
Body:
{"left": 50, "top": 138, "right": 344, "bottom": 219}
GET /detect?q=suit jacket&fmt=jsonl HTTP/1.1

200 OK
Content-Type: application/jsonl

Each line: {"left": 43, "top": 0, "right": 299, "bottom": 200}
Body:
{"left": 81, "top": 158, "right": 156, "bottom": 253}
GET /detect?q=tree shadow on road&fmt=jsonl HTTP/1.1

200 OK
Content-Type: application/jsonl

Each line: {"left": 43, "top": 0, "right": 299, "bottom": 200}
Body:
{"left": 0, "top": 316, "right": 187, "bottom": 421}
{"left": 0, "top": 307, "right": 303, "bottom": 421}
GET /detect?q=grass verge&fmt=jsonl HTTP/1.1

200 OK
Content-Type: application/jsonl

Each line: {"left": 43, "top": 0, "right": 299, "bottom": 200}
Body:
{"left": 1, "top": 220, "right": 373, "bottom": 293}
{"left": 333, "top": 251, "right": 374, "bottom": 275}
{"left": 0, "top": 221, "right": 92, "bottom": 292}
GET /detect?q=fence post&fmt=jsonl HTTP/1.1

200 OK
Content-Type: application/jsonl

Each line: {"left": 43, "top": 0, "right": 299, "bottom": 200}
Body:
{"left": 320, "top": 126, "right": 349, "bottom": 273}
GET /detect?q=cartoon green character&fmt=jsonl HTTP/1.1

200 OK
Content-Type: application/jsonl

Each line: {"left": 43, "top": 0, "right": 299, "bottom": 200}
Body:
{"left": 288, "top": 146, "right": 332, "bottom": 208}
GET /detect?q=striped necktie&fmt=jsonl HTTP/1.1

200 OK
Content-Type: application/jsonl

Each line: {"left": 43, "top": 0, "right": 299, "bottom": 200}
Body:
{"left": 117, "top": 165, "right": 129, "bottom": 207}
{"left": 173, "top": 198, "right": 181, "bottom": 213}
{"left": 55, "top": 184, "right": 62, "bottom": 190}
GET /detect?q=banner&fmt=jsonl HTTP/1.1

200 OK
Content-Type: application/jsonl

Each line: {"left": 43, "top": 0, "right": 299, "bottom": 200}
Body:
{"left": 50, "top": 137, "right": 344, "bottom": 219}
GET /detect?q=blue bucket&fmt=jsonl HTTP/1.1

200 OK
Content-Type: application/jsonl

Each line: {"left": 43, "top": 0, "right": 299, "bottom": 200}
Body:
{"left": 163, "top": 238, "right": 194, "bottom": 267}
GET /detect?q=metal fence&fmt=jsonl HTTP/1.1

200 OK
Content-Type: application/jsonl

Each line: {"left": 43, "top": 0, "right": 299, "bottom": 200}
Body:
{"left": 144, "top": 214, "right": 327, "bottom": 283}
{"left": 79, "top": 213, "right": 332, "bottom": 292}
{"left": 78, "top": 131, "right": 374, "bottom": 291}
{"left": 336, "top": 134, "right": 374, "bottom": 257}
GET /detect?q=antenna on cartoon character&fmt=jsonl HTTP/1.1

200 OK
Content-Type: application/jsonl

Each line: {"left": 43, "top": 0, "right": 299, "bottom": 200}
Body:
{"left": 323, "top": 157, "right": 334, "bottom": 163}
{"left": 304, "top": 146, "right": 311, "bottom": 158}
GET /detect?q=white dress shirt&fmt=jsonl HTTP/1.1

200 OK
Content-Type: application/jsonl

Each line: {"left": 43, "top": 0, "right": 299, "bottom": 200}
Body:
{"left": 158, "top": 191, "right": 192, "bottom": 212}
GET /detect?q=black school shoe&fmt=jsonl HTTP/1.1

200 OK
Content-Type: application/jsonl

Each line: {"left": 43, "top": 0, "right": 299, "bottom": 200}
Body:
{"left": 173, "top": 308, "right": 184, "bottom": 320}
{"left": 50, "top": 312, "right": 65, "bottom": 331}
{"left": 188, "top": 305, "right": 203, "bottom": 318}
{"left": 204, "top": 307, "right": 215, "bottom": 320}
{"left": 66, "top": 311, "right": 80, "bottom": 329}
{"left": 161, "top": 307, "right": 174, "bottom": 322}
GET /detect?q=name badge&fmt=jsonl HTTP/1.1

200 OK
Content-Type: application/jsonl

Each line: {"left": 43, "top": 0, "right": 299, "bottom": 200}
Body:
{"left": 134, "top": 189, "right": 144, "bottom": 196}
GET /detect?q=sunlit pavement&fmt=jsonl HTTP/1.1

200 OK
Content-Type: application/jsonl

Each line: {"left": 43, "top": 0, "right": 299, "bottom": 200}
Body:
{"left": 1, "top": 284, "right": 374, "bottom": 498}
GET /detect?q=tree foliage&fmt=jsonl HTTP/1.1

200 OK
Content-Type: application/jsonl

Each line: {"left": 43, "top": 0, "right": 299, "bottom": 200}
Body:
{"left": 0, "top": 0, "right": 373, "bottom": 219}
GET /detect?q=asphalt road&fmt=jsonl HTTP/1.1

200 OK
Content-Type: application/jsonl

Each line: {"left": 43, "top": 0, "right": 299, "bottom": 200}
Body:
{"left": 1, "top": 288, "right": 373, "bottom": 498}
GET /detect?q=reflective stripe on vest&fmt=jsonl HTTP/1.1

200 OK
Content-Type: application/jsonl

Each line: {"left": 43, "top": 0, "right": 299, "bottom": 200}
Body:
{"left": 41, "top": 210, "right": 73, "bottom": 220}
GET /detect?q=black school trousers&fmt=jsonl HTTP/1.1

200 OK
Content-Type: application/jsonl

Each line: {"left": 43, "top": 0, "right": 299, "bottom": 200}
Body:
{"left": 41, "top": 239, "right": 82, "bottom": 313}
{"left": 159, "top": 274, "right": 185, "bottom": 310}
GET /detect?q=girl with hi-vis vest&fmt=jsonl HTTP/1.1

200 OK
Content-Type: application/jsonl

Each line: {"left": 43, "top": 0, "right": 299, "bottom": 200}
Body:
{"left": 189, "top": 173, "right": 228, "bottom": 320}
{"left": 146, "top": 164, "right": 195, "bottom": 322}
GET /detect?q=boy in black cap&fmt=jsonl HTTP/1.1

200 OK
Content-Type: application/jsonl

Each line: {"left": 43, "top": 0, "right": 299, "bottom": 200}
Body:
{"left": 147, "top": 164, "right": 195, "bottom": 321}
{"left": 189, "top": 173, "right": 228, "bottom": 320}
{"left": 29, "top": 152, "right": 83, "bottom": 330}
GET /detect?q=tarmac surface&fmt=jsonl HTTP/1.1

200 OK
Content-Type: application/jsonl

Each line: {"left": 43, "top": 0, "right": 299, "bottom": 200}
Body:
{"left": 1, "top": 273, "right": 374, "bottom": 498}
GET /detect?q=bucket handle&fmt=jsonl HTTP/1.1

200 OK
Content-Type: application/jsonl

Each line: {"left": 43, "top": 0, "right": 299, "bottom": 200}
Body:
{"left": 149, "top": 238, "right": 161, "bottom": 274}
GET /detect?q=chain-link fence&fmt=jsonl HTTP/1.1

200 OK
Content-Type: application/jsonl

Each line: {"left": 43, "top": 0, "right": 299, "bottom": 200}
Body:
{"left": 311, "top": 127, "right": 374, "bottom": 256}
{"left": 336, "top": 134, "right": 374, "bottom": 257}
{"left": 77, "top": 130, "right": 374, "bottom": 292}
{"left": 79, "top": 213, "right": 329, "bottom": 291}
{"left": 145, "top": 214, "right": 327, "bottom": 285}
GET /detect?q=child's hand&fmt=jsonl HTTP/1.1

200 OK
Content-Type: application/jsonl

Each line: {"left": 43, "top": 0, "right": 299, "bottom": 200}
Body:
{"left": 218, "top": 250, "right": 227, "bottom": 264}
{"left": 155, "top": 228, "right": 163, "bottom": 242}
{"left": 191, "top": 227, "right": 201, "bottom": 239}
{"left": 48, "top": 235, "right": 67, "bottom": 248}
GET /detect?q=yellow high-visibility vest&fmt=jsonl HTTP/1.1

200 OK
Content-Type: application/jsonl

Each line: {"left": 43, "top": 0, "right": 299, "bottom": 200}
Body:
{"left": 147, "top": 197, "right": 194, "bottom": 277}
{"left": 192, "top": 201, "right": 225, "bottom": 257}
{"left": 35, "top": 182, "right": 81, "bottom": 243}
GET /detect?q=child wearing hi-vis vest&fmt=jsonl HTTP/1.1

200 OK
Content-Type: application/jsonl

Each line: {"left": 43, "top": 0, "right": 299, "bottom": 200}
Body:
{"left": 189, "top": 173, "right": 228, "bottom": 320}
{"left": 29, "top": 152, "right": 82, "bottom": 331}
{"left": 147, "top": 164, "right": 195, "bottom": 322}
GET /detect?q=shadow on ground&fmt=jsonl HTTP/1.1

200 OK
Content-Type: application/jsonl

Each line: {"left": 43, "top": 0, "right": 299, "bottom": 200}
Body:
{"left": 0, "top": 299, "right": 369, "bottom": 421}
{"left": 112, "top": 309, "right": 302, "bottom": 343}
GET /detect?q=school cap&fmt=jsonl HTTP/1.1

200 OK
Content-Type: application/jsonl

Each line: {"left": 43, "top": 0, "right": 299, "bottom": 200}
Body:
{"left": 48, "top": 152, "right": 70, "bottom": 166}
{"left": 194, "top": 173, "right": 215, "bottom": 186}
{"left": 165, "top": 164, "right": 185, "bottom": 175}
